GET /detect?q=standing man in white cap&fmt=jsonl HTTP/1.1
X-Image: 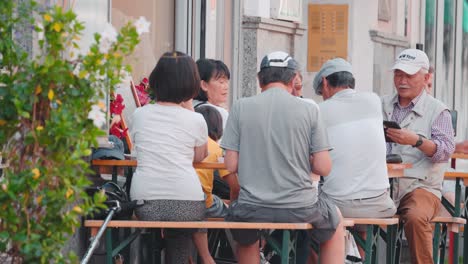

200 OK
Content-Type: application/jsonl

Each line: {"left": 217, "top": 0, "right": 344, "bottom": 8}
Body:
{"left": 221, "top": 51, "right": 344, "bottom": 263}
{"left": 312, "top": 58, "right": 396, "bottom": 218}
{"left": 382, "top": 48, "right": 455, "bottom": 263}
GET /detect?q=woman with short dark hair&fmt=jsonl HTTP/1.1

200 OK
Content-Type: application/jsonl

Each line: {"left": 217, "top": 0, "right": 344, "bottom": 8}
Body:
{"left": 193, "top": 59, "right": 230, "bottom": 129}
{"left": 130, "top": 51, "right": 210, "bottom": 263}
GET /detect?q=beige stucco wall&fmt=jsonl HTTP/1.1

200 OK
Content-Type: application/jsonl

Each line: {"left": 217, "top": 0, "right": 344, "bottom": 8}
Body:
{"left": 112, "top": 0, "right": 174, "bottom": 82}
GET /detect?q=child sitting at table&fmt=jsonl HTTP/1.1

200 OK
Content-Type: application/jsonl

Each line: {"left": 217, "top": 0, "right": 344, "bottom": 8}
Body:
{"left": 195, "top": 104, "right": 239, "bottom": 216}
{"left": 192, "top": 104, "right": 240, "bottom": 261}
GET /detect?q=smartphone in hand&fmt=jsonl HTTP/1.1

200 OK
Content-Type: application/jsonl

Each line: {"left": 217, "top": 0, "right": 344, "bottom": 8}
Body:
{"left": 383, "top": 121, "right": 401, "bottom": 129}
{"left": 383, "top": 121, "right": 401, "bottom": 142}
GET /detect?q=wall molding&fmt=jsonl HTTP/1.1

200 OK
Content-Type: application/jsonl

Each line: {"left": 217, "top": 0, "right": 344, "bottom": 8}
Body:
{"left": 369, "top": 29, "right": 409, "bottom": 47}
{"left": 243, "top": 16, "right": 305, "bottom": 36}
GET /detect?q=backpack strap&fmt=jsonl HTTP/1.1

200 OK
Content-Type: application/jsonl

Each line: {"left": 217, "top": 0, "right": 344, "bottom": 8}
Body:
{"left": 194, "top": 101, "right": 207, "bottom": 109}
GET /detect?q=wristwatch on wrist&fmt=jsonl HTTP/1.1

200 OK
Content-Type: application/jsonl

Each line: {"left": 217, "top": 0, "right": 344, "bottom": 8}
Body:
{"left": 412, "top": 135, "right": 424, "bottom": 148}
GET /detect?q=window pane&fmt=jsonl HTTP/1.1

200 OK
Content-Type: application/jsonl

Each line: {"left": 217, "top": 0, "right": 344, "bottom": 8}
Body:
{"left": 459, "top": 0, "right": 468, "bottom": 139}
{"left": 425, "top": 0, "right": 436, "bottom": 64}
{"left": 438, "top": 0, "right": 455, "bottom": 107}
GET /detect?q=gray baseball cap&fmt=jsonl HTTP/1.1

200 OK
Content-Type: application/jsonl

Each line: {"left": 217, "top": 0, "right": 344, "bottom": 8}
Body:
{"left": 312, "top": 58, "right": 353, "bottom": 95}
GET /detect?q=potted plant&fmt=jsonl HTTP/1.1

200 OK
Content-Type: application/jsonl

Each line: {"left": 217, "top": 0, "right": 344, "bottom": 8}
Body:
{"left": 0, "top": 1, "right": 149, "bottom": 262}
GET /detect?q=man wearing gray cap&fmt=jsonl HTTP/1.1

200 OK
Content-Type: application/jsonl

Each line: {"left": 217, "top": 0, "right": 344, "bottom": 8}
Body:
{"left": 382, "top": 48, "right": 455, "bottom": 264}
{"left": 221, "top": 51, "right": 344, "bottom": 263}
{"left": 312, "top": 58, "right": 396, "bottom": 220}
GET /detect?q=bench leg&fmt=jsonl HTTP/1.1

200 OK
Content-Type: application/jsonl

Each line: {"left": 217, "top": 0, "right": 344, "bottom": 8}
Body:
{"left": 350, "top": 225, "right": 379, "bottom": 264}
{"left": 112, "top": 166, "right": 118, "bottom": 183}
{"left": 140, "top": 229, "right": 163, "bottom": 264}
{"left": 433, "top": 223, "right": 441, "bottom": 264}
{"left": 464, "top": 221, "right": 468, "bottom": 264}
{"left": 105, "top": 228, "right": 113, "bottom": 264}
{"left": 281, "top": 230, "right": 290, "bottom": 264}
{"left": 439, "top": 225, "right": 448, "bottom": 264}
{"left": 111, "top": 229, "right": 141, "bottom": 260}
{"left": 370, "top": 226, "right": 378, "bottom": 264}
{"left": 385, "top": 225, "right": 397, "bottom": 264}
{"left": 463, "top": 186, "right": 468, "bottom": 264}
{"left": 450, "top": 231, "right": 460, "bottom": 264}
{"left": 273, "top": 230, "right": 300, "bottom": 264}
{"left": 364, "top": 225, "right": 379, "bottom": 264}
{"left": 393, "top": 222, "right": 404, "bottom": 264}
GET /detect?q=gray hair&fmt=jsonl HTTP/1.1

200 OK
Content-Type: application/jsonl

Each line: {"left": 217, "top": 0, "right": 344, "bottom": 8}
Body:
{"left": 257, "top": 67, "right": 297, "bottom": 87}
{"left": 316, "top": 71, "right": 355, "bottom": 95}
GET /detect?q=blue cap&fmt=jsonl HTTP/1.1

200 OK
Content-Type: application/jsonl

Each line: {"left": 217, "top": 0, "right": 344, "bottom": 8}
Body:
{"left": 312, "top": 58, "right": 353, "bottom": 95}
{"left": 92, "top": 135, "right": 125, "bottom": 160}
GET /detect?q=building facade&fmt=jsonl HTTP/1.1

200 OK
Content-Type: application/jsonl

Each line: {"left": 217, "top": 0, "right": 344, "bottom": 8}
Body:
{"left": 35, "top": 0, "right": 467, "bottom": 156}
{"left": 21, "top": 0, "right": 467, "bottom": 259}
{"left": 239, "top": 0, "right": 468, "bottom": 145}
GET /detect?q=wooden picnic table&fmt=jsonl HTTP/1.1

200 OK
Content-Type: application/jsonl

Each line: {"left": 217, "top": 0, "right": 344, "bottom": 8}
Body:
{"left": 91, "top": 159, "right": 411, "bottom": 175}
{"left": 91, "top": 159, "right": 225, "bottom": 182}
{"left": 387, "top": 163, "right": 412, "bottom": 178}
{"left": 91, "top": 159, "right": 225, "bottom": 169}
{"left": 452, "top": 152, "right": 468, "bottom": 160}
{"left": 91, "top": 159, "right": 412, "bottom": 188}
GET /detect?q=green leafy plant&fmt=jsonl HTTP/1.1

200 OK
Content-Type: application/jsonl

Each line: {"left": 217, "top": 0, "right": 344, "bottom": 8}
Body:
{"left": 0, "top": 1, "right": 147, "bottom": 262}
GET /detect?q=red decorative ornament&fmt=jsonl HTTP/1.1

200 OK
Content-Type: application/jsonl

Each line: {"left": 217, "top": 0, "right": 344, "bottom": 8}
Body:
{"left": 109, "top": 94, "right": 128, "bottom": 139}
{"left": 110, "top": 94, "right": 125, "bottom": 115}
{"left": 135, "top": 78, "right": 150, "bottom": 106}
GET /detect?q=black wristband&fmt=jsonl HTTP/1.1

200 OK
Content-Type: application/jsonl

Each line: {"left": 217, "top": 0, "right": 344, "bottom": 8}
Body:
{"left": 412, "top": 135, "right": 423, "bottom": 148}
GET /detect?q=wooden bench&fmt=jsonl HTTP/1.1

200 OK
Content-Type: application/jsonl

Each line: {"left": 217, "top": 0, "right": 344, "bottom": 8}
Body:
{"left": 342, "top": 217, "right": 400, "bottom": 264}
{"left": 84, "top": 219, "right": 352, "bottom": 264}
{"left": 431, "top": 216, "right": 466, "bottom": 264}
{"left": 381, "top": 215, "right": 466, "bottom": 264}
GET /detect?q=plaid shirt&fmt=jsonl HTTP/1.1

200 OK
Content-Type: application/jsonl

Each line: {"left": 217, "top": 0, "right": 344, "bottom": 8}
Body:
{"left": 386, "top": 92, "right": 455, "bottom": 163}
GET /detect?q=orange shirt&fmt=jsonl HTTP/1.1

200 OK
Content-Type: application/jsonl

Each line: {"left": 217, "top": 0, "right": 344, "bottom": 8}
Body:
{"left": 196, "top": 138, "right": 230, "bottom": 208}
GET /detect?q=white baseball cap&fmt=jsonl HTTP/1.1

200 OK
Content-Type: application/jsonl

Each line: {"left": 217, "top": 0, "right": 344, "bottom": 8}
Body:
{"left": 392, "top": 49, "right": 430, "bottom": 75}
{"left": 260, "top": 51, "right": 299, "bottom": 70}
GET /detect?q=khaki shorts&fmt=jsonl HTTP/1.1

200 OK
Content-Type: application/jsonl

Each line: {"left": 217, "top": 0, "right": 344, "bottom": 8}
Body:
{"left": 328, "top": 191, "right": 397, "bottom": 218}
{"left": 225, "top": 192, "right": 340, "bottom": 246}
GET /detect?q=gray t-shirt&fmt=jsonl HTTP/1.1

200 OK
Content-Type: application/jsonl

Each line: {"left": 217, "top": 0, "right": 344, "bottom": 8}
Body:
{"left": 221, "top": 87, "right": 331, "bottom": 208}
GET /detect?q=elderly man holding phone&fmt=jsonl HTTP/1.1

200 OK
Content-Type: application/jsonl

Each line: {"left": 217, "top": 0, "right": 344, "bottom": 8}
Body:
{"left": 382, "top": 48, "right": 455, "bottom": 264}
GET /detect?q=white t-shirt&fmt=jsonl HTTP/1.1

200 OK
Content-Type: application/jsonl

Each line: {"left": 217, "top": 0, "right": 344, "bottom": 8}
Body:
{"left": 130, "top": 104, "right": 207, "bottom": 201}
{"left": 319, "top": 89, "right": 389, "bottom": 200}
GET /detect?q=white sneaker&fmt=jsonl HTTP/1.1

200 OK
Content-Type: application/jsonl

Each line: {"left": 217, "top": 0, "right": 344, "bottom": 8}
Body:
{"left": 260, "top": 252, "right": 271, "bottom": 264}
